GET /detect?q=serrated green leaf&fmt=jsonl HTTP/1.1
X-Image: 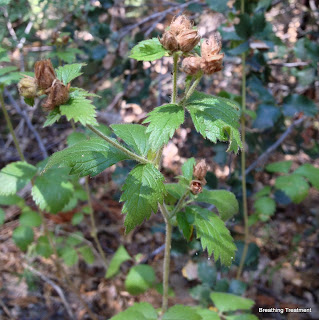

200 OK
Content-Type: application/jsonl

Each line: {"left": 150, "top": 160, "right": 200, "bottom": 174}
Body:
{"left": 78, "top": 245, "right": 95, "bottom": 264}
{"left": 59, "top": 89, "right": 97, "bottom": 126}
{"left": 143, "top": 104, "right": 184, "bottom": 150}
{"left": 111, "top": 124, "right": 150, "bottom": 156}
{"left": 186, "top": 91, "right": 242, "bottom": 152}
{"left": 45, "top": 138, "right": 129, "bottom": 177}
{"left": 121, "top": 164, "right": 165, "bottom": 233}
{"left": 266, "top": 160, "right": 292, "bottom": 174}
{"left": 0, "top": 208, "right": 5, "bottom": 225}
{"left": 226, "top": 314, "right": 259, "bottom": 320}
{"left": 43, "top": 108, "right": 61, "bottom": 127}
{"left": 163, "top": 305, "right": 201, "bottom": 320}
{"left": 182, "top": 157, "right": 196, "bottom": 181}
{"left": 110, "top": 302, "right": 157, "bottom": 320}
{"left": 196, "top": 189, "right": 239, "bottom": 221}
{"left": 13, "top": 226, "right": 34, "bottom": 251}
{"left": 129, "top": 38, "right": 168, "bottom": 61}
{"left": 0, "top": 161, "right": 37, "bottom": 196}
{"left": 210, "top": 292, "right": 254, "bottom": 312}
{"left": 60, "top": 246, "right": 78, "bottom": 266}
{"left": 177, "top": 212, "right": 192, "bottom": 240}
{"left": 0, "top": 71, "right": 22, "bottom": 85}
{"left": 254, "top": 197, "right": 276, "bottom": 221}
{"left": 36, "top": 236, "right": 53, "bottom": 258}
{"left": 125, "top": 264, "right": 156, "bottom": 295}
{"left": 19, "top": 209, "right": 42, "bottom": 227}
{"left": 56, "top": 63, "right": 85, "bottom": 85}
{"left": 275, "top": 174, "right": 309, "bottom": 204}
{"left": 190, "top": 206, "right": 236, "bottom": 266}
{"left": 294, "top": 164, "right": 319, "bottom": 190}
{"left": 165, "top": 183, "right": 187, "bottom": 200}
{"left": 31, "top": 168, "right": 74, "bottom": 213}
{"left": 106, "top": 245, "right": 131, "bottom": 279}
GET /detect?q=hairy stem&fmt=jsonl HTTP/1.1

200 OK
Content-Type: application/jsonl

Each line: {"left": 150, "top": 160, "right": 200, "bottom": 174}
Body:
{"left": 180, "top": 72, "right": 202, "bottom": 106}
{"left": 85, "top": 176, "right": 108, "bottom": 268}
{"left": 159, "top": 203, "right": 172, "bottom": 313}
{"left": 0, "top": 88, "right": 25, "bottom": 161}
{"left": 237, "top": 0, "right": 249, "bottom": 279}
{"left": 87, "top": 124, "right": 150, "bottom": 164}
{"left": 171, "top": 53, "right": 179, "bottom": 104}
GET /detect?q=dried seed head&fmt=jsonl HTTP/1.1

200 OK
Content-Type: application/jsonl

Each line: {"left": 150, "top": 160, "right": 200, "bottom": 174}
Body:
{"left": 193, "top": 159, "right": 208, "bottom": 180}
{"left": 18, "top": 75, "right": 38, "bottom": 98}
{"left": 170, "top": 15, "right": 192, "bottom": 35}
{"left": 200, "top": 54, "right": 224, "bottom": 75}
{"left": 201, "top": 34, "right": 222, "bottom": 60}
{"left": 42, "top": 79, "right": 69, "bottom": 111}
{"left": 177, "top": 29, "right": 201, "bottom": 52}
{"left": 35, "top": 59, "right": 56, "bottom": 90}
{"left": 159, "top": 31, "right": 179, "bottom": 52}
{"left": 190, "top": 180, "right": 204, "bottom": 195}
{"left": 182, "top": 56, "right": 201, "bottom": 75}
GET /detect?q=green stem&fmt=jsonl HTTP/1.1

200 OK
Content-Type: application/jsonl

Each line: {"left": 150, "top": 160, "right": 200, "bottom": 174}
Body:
{"left": 86, "top": 124, "right": 150, "bottom": 165}
{"left": 171, "top": 53, "right": 179, "bottom": 104}
{"left": 0, "top": 88, "right": 25, "bottom": 161}
{"left": 169, "top": 189, "right": 190, "bottom": 220}
{"left": 179, "top": 72, "right": 202, "bottom": 107}
{"left": 159, "top": 203, "right": 172, "bottom": 313}
{"left": 237, "top": 0, "right": 249, "bottom": 279}
{"left": 85, "top": 176, "right": 108, "bottom": 268}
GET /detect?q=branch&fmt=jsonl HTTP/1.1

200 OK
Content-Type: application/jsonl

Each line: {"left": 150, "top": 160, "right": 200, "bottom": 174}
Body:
{"left": 244, "top": 116, "right": 306, "bottom": 177}
{"left": 4, "top": 89, "right": 48, "bottom": 159}
{"left": 23, "top": 264, "right": 75, "bottom": 319}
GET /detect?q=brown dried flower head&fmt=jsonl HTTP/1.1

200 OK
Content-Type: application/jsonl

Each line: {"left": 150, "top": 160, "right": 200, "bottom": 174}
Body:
{"left": 193, "top": 159, "right": 208, "bottom": 181}
{"left": 42, "top": 79, "right": 70, "bottom": 111}
{"left": 159, "top": 31, "right": 179, "bottom": 52}
{"left": 18, "top": 75, "right": 38, "bottom": 98}
{"left": 200, "top": 34, "right": 224, "bottom": 75}
{"left": 190, "top": 180, "right": 204, "bottom": 195}
{"left": 182, "top": 56, "right": 201, "bottom": 75}
{"left": 35, "top": 59, "right": 56, "bottom": 90}
{"left": 170, "top": 15, "right": 192, "bottom": 36}
{"left": 177, "top": 29, "right": 201, "bottom": 52}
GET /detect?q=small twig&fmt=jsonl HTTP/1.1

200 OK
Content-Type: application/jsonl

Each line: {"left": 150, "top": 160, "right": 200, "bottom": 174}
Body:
{"left": 0, "top": 298, "right": 15, "bottom": 320}
{"left": 244, "top": 116, "right": 306, "bottom": 177}
{"left": 268, "top": 61, "right": 309, "bottom": 67}
{"left": 140, "top": 244, "right": 166, "bottom": 264}
{"left": 23, "top": 264, "right": 75, "bottom": 319}
{"left": 4, "top": 89, "right": 48, "bottom": 159}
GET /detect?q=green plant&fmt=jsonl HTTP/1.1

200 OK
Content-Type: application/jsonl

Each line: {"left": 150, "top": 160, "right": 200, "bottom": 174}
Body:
{"left": 0, "top": 14, "right": 266, "bottom": 319}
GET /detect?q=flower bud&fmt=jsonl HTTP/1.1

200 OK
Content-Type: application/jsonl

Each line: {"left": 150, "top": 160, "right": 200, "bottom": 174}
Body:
{"left": 159, "top": 31, "right": 179, "bottom": 52}
{"left": 190, "top": 180, "right": 204, "bottom": 195}
{"left": 42, "top": 80, "right": 69, "bottom": 111}
{"left": 200, "top": 55, "right": 224, "bottom": 75}
{"left": 201, "top": 34, "right": 222, "bottom": 60}
{"left": 170, "top": 15, "right": 192, "bottom": 35}
{"left": 35, "top": 59, "right": 56, "bottom": 90}
{"left": 182, "top": 56, "right": 201, "bottom": 75}
{"left": 177, "top": 29, "right": 201, "bottom": 52}
{"left": 18, "top": 75, "right": 38, "bottom": 98}
{"left": 193, "top": 159, "right": 208, "bottom": 181}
